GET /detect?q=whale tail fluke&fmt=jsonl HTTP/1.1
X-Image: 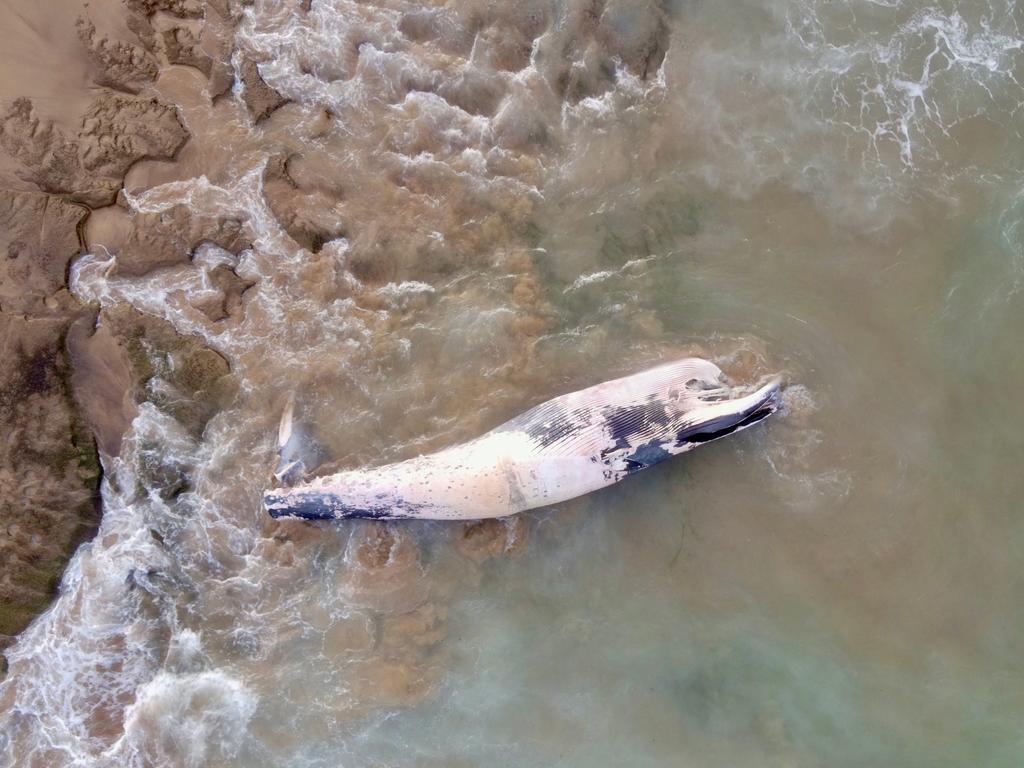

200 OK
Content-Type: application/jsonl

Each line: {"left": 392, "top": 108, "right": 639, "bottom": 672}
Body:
{"left": 273, "top": 393, "right": 325, "bottom": 486}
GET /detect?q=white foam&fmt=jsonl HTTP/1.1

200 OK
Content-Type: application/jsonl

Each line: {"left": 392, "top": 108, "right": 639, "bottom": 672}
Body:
{"left": 112, "top": 670, "right": 257, "bottom": 768}
{"left": 673, "top": 0, "right": 1024, "bottom": 222}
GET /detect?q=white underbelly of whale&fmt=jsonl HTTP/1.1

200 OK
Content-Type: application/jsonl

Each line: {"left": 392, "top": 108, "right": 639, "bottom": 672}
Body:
{"left": 264, "top": 358, "right": 782, "bottom": 521}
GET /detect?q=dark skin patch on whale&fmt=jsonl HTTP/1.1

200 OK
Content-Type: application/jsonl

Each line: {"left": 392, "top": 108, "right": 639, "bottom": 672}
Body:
{"left": 676, "top": 406, "right": 773, "bottom": 446}
{"left": 603, "top": 400, "right": 672, "bottom": 450}
{"left": 265, "top": 492, "right": 426, "bottom": 521}
{"left": 623, "top": 440, "right": 673, "bottom": 473}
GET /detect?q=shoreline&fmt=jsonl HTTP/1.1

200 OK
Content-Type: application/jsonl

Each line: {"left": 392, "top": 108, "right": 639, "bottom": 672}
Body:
{"left": 0, "top": 0, "right": 263, "bottom": 665}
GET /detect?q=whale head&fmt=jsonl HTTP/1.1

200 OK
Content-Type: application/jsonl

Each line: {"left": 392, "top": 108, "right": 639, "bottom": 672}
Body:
{"left": 669, "top": 361, "right": 783, "bottom": 450}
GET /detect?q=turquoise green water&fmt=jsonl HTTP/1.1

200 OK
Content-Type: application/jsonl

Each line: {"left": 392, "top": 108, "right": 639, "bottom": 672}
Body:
{"left": 3, "top": 0, "right": 1024, "bottom": 765}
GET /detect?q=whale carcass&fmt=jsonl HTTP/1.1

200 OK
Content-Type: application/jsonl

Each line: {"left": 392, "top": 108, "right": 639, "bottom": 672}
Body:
{"left": 264, "top": 358, "right": 782, "bottom": 521}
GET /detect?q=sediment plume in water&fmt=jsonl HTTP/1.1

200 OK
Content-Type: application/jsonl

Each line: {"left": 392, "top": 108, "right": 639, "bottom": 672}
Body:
{"left": 1, "top": 0, "right": 1023, "bottom": 765}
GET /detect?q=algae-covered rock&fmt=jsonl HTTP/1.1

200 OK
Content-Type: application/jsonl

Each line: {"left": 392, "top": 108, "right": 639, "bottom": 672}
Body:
{"left": 101, "top": 306, "right": 236, "bottom": 438}
{"left": 0, "top": 315, "right": 101, "bottom": 653}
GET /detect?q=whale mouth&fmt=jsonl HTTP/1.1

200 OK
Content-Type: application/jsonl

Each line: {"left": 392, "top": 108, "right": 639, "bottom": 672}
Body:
{"left": 676, "top": 378, "right": 782, "bottom": 447}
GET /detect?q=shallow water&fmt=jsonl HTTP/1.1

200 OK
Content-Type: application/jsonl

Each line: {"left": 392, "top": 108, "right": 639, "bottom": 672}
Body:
{"left": 3, "top": 0, "right": 1024, "bottom": 765}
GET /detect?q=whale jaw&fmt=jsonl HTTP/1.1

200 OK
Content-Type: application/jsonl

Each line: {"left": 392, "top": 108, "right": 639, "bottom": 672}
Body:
{"left": 674, "top": 378, "right": 782, "bottom": 450}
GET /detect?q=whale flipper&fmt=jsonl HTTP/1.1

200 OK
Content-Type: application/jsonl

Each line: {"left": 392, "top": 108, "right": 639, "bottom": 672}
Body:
{"left": 273, "top": 393, "right": 326, "bottom": 486}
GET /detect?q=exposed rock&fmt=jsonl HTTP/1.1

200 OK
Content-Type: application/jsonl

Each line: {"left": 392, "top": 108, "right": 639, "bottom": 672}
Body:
{"left": 0, "top": 95, "right": 188, "bottom": 207}
{"left": 0, "top": 0, "right": 239, "bottom": 668}
{"left": 76, "top": 16, "right": 159, "bottom": 93}
{"left": 77, "top": 94, "right": 189, "bottom": 183}
{"left": 192, "top": 13, "right": 237, "bottom": 98}
{"left": 0, "top": 99, "right": 91, "bottom": 201}
{"left": 0, "top": 190, "right": 88, "bottom": 315}
{"left": 207, "top": 58, "right": 236, "bottom": 100}
{"left": 126, "top": 11, "right": 159, "bottom": 51}
{"left": 162, "top": 26, "right": 213, "bottom": 77}
{"left": 239, "top": 57, "right": 287, "bottom": 122}
{"left": 114, "top": 203, "right": 247, "bottom": 277}
{"left": 124, "top": 0, "right": 205, "bottom": 19}
{"left": 0, "top": 314, "right": 100, "bottom": 653}
{"left": 206, "top": 0, "right": 234, "bottom": 20}
{"left": 204, "top": 0, "right": 254, "bottom": 23}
